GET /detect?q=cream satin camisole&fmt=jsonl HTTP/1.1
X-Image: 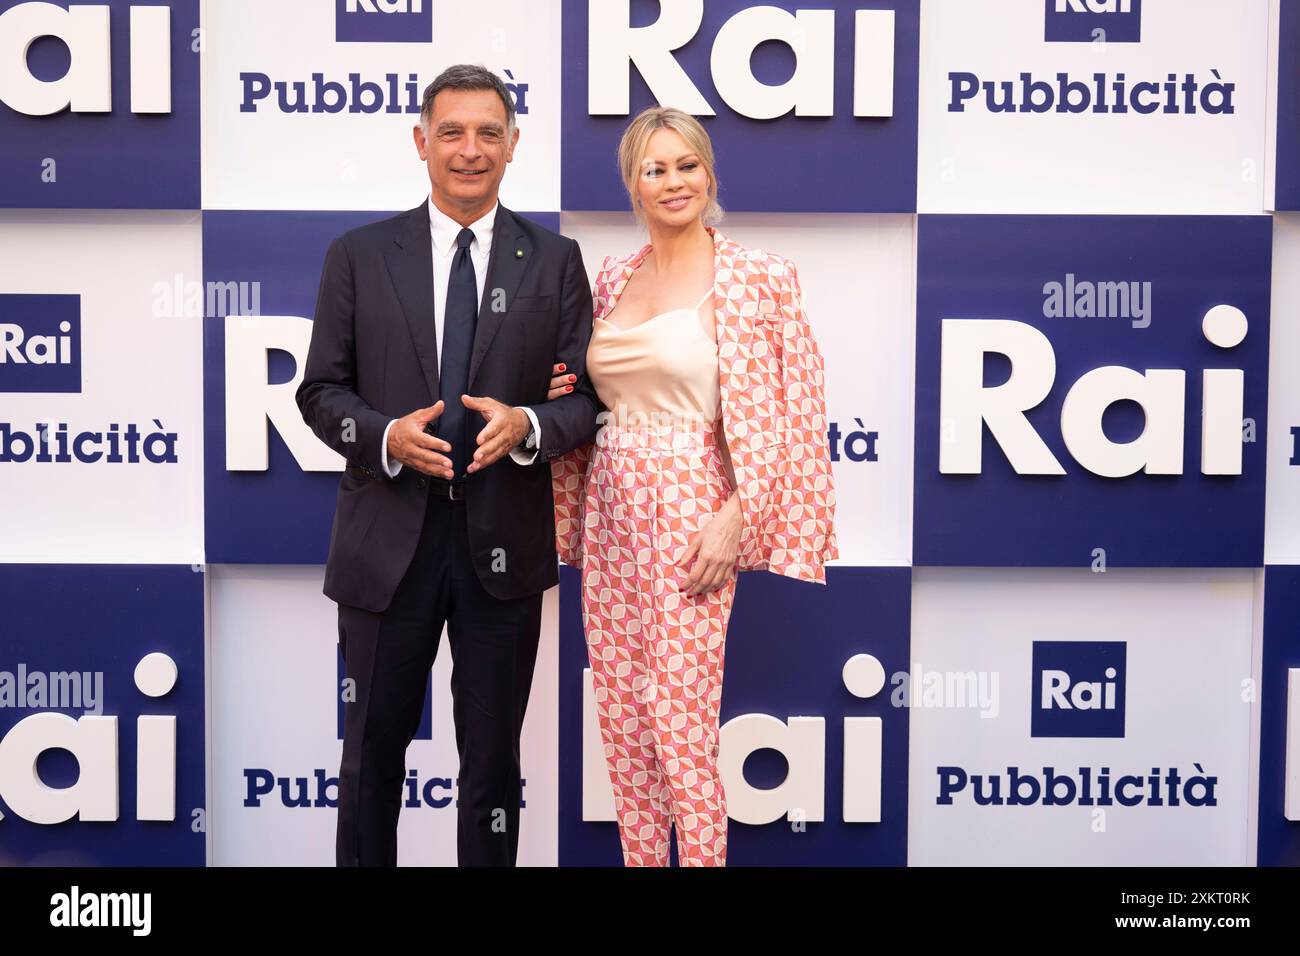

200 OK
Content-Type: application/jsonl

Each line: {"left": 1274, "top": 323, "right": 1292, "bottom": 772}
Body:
{"left": 587, "top": 284, "right": 721, "bottom": 424}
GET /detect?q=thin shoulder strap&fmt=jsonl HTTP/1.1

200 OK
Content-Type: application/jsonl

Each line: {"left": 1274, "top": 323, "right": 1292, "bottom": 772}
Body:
{"left": 695, "top": 283, "right": 714, "bottom": 309}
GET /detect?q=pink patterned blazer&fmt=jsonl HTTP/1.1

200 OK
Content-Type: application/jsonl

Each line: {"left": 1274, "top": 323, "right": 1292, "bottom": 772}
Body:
{"left": 552, "top": 227, "right": 839, "bottom": 584}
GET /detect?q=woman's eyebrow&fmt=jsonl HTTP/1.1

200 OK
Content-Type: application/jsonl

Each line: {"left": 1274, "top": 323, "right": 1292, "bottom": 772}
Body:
{"left": 643, "top": 153, "right": 699, "bottom": 165}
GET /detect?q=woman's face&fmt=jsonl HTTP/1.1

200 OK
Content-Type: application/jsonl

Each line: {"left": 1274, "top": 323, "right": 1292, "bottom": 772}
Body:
{"left": 635, "top": 128, "right": 711, "bottom": 229}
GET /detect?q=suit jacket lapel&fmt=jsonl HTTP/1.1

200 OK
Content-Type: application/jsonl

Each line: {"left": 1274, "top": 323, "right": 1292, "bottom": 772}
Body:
{"left": 385, "top": 201, "right": 439, "bottom": 403}
{"left": 708, "top": 227, "right": 731, "bottom": 345}
{"left": 708, "top": 228, "right": 770, "bottom": 458}
{"left": 469, "top": 203, "right": 530, "bottom": 389}
{"left": 601, "top": 241, "right": 653, "bottom": 320}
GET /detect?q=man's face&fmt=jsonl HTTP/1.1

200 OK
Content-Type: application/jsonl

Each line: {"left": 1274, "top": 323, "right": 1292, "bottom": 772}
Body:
{"left": 414, "top": 87, "right": 518, "bottom": 217}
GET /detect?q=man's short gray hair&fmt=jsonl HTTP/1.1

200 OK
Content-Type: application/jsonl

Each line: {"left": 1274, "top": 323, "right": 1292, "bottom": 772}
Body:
{"left": 419, "top": 64, "right": 515, "bottom": 134}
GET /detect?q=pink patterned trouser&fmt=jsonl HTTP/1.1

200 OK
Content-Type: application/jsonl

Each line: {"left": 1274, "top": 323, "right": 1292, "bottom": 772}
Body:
{"left": 581, "top": 420, "right": 737, "bottom": 866}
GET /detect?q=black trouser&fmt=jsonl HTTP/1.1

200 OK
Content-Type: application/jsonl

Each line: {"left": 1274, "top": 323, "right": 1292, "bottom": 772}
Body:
{"left": 334, "top": 490, "right": 543, "bottom": 867}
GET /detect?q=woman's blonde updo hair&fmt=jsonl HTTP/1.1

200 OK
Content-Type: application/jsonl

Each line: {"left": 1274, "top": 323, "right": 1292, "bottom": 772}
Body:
{"left": 617, "top": 106, "right": 724, "bottom": 227}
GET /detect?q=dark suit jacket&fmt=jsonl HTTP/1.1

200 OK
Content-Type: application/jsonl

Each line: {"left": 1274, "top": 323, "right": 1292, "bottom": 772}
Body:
{"left": 296, "top": 200, "right": 600, "bottom": 611}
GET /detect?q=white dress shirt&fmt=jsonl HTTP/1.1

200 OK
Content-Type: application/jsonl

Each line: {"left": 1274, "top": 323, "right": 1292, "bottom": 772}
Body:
{"left": 381, "top": 195, "right": 540, "bottom": 476}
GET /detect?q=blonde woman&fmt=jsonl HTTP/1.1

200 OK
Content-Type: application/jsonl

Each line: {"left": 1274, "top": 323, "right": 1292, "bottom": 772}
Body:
{"left": 549, "top": 107, "right": 838, "bottom": 866}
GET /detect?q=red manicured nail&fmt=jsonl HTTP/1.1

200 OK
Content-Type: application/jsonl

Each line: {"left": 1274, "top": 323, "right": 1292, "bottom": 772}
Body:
{"left": 566, "top": 385, "right": 573, "bottom": 391}
{"left": 558, "top": 364, "right": 566, "bottom": 371}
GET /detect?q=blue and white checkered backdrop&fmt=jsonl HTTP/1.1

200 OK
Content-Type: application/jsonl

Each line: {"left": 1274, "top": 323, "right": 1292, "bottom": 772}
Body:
{"left": 1, "top": 0, "right": 1298, "bottom": 866}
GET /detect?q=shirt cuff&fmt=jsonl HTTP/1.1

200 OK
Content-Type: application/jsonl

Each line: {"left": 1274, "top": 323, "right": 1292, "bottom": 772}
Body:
{"left": 509, "top": 406, "right": 541, "bottom": 465}
{"left": 380, "top": 419, "right": 402, "bottom": 477}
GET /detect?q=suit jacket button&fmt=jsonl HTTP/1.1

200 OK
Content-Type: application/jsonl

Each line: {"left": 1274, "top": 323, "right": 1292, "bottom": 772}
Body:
{"left": 417, "top": 477, "right": 426, "bottom": 488}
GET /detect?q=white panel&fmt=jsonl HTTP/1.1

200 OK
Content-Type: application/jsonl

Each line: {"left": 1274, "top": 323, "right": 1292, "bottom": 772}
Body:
{"left": 581, "top": 667, "right": 616, "bottom": 821}
{"left": 908, "top": 567, "right": 1255, "bottom": 866}
{"left": 209, "top": 565, "right": 559, "bottom": 866}
{"left": 918, "top": 0, "right": 1270, "bottom": 213}
{"left": 1245, "top": 566, "right": 1265, "bottom": 866}
{"left": 1264, "top": 0, "right": 1281, "bottom": 211}
{"left": 1264, "top": 215, "right": 1300, "bottom": 561}
{"left": 201, "top": 0, "right": 560, "bottom": 210}
{"left": 0, "top": 210, "right": 204, "bottom": 564}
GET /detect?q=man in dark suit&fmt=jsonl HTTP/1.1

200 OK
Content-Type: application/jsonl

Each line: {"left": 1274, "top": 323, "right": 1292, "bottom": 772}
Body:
{"left": 296, "top": 64, "right": 598, "bottom": 866}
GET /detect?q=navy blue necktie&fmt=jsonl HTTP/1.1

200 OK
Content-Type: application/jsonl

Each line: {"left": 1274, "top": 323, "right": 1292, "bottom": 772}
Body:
{"left": 439, "top": 226, "right": 478, "bottom": 479}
